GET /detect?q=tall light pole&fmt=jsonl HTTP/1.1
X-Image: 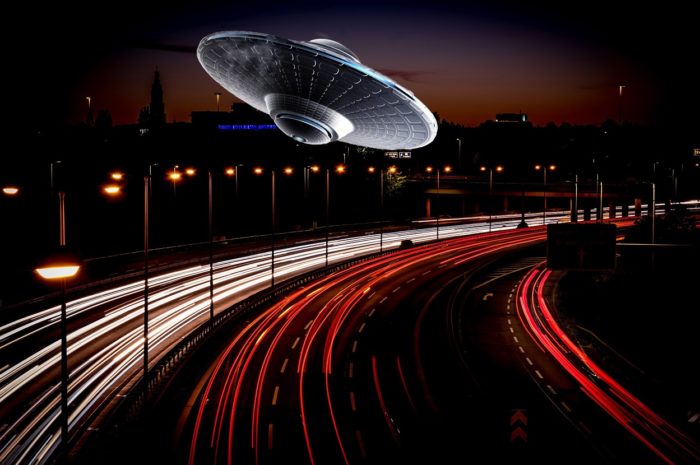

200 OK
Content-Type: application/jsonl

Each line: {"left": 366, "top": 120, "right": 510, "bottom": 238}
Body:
{"left": 535, "top": 164, "right": 556, "bottom": 225}
{"left": 35, "top": 190, "right": 81, "bottom": 463}
{"left": 271, "top": 169, "right": 276, "bottom": 288}
{"left": 618, "top": 84, "right": 625, "bottom": 124}
{"left": 480, "top": 165, "right": 504, "bottom": 232}
{"left": 456, "top": 138, "right": 462, "bottom": 170}
{"left": 208, "top": 170, "right": 214, "bottom": 321}
{"left": 599, "top": 180, "right": 604, "bottom": 223}
{"left": 573, "top": 174, "right": 579, "bottom": 222}
{"left": 142, "top": 174, "right": 150, "bottom": 389}
{"left": 368, "top": 166, "right": 385, "bottom": 252}
{"left": 426, "top": 165, "right": 451, "bottom": 240}
{"left": 215, "top": 92, "right": 221, "bottom": 112}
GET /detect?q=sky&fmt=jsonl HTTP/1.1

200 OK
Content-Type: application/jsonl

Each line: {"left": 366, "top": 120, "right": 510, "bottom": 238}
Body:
{"left": 8, "top": 0, "right": 698, "bottom": 129}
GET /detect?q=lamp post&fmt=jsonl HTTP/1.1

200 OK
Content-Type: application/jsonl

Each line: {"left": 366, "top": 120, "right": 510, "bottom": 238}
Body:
{"left": 368, "top": 166, "right": 385, "bottom": 252}
{"left": 208, "top": 170, "right": 214, "bottom": 322}
{"left": 480, "top": 165, "right": 504, "bottom": 232}
{"left": 215, "top": 92, "right": 221, "bottom": 112}
{"left": 456, "top": 138, "right": 462, "bottom": 170}
{"left": 35, "top": 191, "right": 80, "bottom": 463}
{"left": 426, "top": 165, "right": 451, "bottom": 240}
{"left": 573, "top": 174, "right": 579, "bottom": 222}
{"left": 535, "top": 164, "right": 556, "bottom": 225}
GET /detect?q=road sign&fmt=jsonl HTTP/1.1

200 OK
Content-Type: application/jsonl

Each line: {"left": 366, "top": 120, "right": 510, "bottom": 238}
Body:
{"left": 693, "top": 148, "right": 700, "bottom": 157}
{"left": 384, "top": 151, "right": 412, "bottom": 159}
{"left": 547, "top": 223, "right": 616, "bottom": 270}
{"left": 510, "top": 409, "right": 528, "bottom": 443}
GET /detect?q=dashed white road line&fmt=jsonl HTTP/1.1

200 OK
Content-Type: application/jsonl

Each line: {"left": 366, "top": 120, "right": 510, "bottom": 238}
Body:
{"left": 271, "top": 386, "right": 280, "bottom": 406}
{"left": 379, "top": 297, "right": 388, "bottom": 304}
{"left": 513, "top": 336, "right": 519, "bottom": 343}
{"left": 368, "top": 308, "right": 376, "bottom": 317}
{"left": 280, "top": 358, "right": 289, "bottom": 374}
{"left": 561, "top": 401, "right": 572, "bottom": 412}
{"left": 304, "top": 319, "right": 314, "bottom": 330}
{"left": 291, "top": 337, "right": 301, "bottom": 349}
{"left": 546, "top": 385, "right": 557, "bottom": 395}
{"left": 352, "top": 340, "right": 359, "bottom": 353}
{"left": 406, "top": 277, "right": 416, "bottom": 284}
{"left": 368, "top": 292, "right": 376, "bottom": 300}
{"left": 509, "top": 327, "right": 514, "bottom": 333}
{"left": 421, "top": 270, "right": 432, "bottom": 276}
{"left": 535, "top": 369, "right": 544, "bottom": 379}
{"left": 518, "top": 346, "right": 525, "bottom": 354}
{"left": 392, "top": 286, "right": 401, "bottom": 293}
{"left": 358, "top": 322, "right": 366, "bottom": 333}
{"left": 525, "top": 357, "right": 533, "bottom": 366}
{"left": 350, "top": 391, "right": 357, "bottom": 411}
{"left": 348, "top": 362, "right": 354, "bottom": 379}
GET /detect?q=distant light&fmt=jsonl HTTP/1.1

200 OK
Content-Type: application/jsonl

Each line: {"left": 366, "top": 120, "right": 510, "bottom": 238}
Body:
{"left": 388, "top": 166, "right": 397, "bottom": 174}
{"left": 496, "top": 165, "right": 504, "bottom": 172}
{"left": 185, "top": 168, "right": 196, "bottom": 176}
{"left": 444, "top": 166, "right": 452, "bottom": 173}
{"left": 103, "top": 185, "right": 121, "bottom": 195}
{"left": 336, "top": 165, "right": 346, "bottom": 174}
{"left": 368, "top": 166, "right": 376, "bottom": 173}
{"left": 310, "top": 165, "right": 320, "bottom": 173}
{"left": 3, "top": 186, "right": 19, "bottom": 196}
{"left": 35, "top": 265, "right": 80, "bottom": 280}
{"left": 110, "top": 172, "right": 124, "bottom": 181}
{"left": 549, "top": 164, "right": 556, "bottom": 171}
{"left": 426, "top": 166, "right": 434, "bottom": 173}
{"left": 169, "top": 171, "right": 182, "bottom": 181}
{"left": 225, "top": 167, "right": 235, "bottom": 176}
{"left": 534, "top": 164, "right": 542, "bottom": 170}
{"left": 254, "top": 167, "right": 264, "bottom": 175}
{"left": 479, "top": 166, "right": 486, "bottom": 172}
{"left": 284, "top": 167, "right": 293, "bottom": 175}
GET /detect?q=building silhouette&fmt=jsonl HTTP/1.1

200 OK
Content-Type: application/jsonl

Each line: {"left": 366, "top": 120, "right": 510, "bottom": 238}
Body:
{"left": 138, "top": 68, "right": 166, "bottom": 128}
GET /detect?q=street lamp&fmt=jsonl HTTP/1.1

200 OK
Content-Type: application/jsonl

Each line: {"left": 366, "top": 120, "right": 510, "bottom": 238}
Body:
{"left": 535, "top": 164, "right": 556, "bottom": 225}
{"left": 368, "top": 166, "right": 384, "bottom": 252}
{"left": 426, "top": 165, "right": 451, "bottom": 240}
{"left": 103, "top": 184, "right": 121, "bottom": 195}
{"left": 2, "top": 186, "right": 19, "bottom": 196}
{"left": 215, "top": 92, "right": 221, "bottom": 112}
{"left": 35, "top": 189, "right": 80, "bottom": 462}
{"left": 456, "top": 138, "right": 462, "bottom": 170}
{"left": 480, "top": 165, "right": 504, "bottom": 232}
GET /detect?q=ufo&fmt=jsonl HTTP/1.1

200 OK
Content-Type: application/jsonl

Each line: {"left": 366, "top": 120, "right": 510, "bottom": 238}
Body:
{"left": 197, "top": 31, "right": 438, "bottom": 150}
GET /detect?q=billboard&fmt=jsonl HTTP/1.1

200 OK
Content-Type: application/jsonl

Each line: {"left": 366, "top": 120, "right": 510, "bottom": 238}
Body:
{"left": 547, "top": 223, "right": 616, "bottom": 270}
{"left": 384, "top": 151, "right": 412, "bottom": 159}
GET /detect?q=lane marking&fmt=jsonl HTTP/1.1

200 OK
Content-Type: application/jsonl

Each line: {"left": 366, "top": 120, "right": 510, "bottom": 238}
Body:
{"left": 513, "top": 336, "right": 519, "bottom": 343}
{"left": 268, "top": 423, "right": 274, "bottom": 449}
{"left": 507, "top": 318, "right": 511, "bottom": 325}
{"left": 368, "top": 308, "right": 376, "bottom": 317}
{"left": 535, "top": 370, "right": 544, "bottom": 379}
{"left": 509, "top": 327, "right": 514, "bottom": 334}
{"left": 379, "top": 297, "right": 388, "bottom": 304}
{"left": 352, "top": 340, "right": 359, "bottom": 353}
{"left": 547, "top": 385, "right": 557, "bottom": 395}
{"left": 304, "top": 319, "right": 314, "bottom": 330}
{"left": 355, "top": 431, "right": 367, "bottom": 458}
{"left": 579, "top": 421, "right": 592, "bottom": 435}
{"left": 392, "top": 286, "right": 401, "bottom": 293}
{"left": 507, "top": 304, "right": 510, "bottom": 310}
{"left": 518, "top": 346, "right": 525, "bottom": 353}
{"left": 406, "top": 277, "right": 416, "bottom": 284}
{"left": 280, "top": 358, "right": 289, "bottom": 374}
{"left": 561, "top": 401, "right": 572, "bottom": 412}
{"left": 271, "top": 386, "right": 280, "bottom": 405}
{"left": 358, "top": 323, "right": 366, "bottom": 333}
{"left": 348, "top": 362, "right": 354, "bottom": 379}
{"left": 291, "top": 337, "right": 301, "bottom": 349}
{"left": 525, "top": 357, "right": 533, "bottom": 366}
{"left": 350, "top": 392, "right": 357, "bottom": 411}
{"left": 368, "top": 292, "right": 376, "bottom": 300}
{"left": 421, "top": 270, "right": 432, "bottom": 276}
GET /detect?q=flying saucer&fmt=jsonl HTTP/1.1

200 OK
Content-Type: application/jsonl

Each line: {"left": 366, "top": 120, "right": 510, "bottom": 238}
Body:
{"left": 197, "top": 31, "right": 438, "bottom": 150}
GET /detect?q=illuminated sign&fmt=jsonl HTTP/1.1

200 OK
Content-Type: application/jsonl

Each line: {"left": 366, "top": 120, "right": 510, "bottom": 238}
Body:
{"left": 694, "top": 148, "right": 700, "bottom": 157}
{"left": 218, "top": 124, "right": 278, "bottom": 131}
{"left": 384, "top": 151, "right": 412, "bottom": 159}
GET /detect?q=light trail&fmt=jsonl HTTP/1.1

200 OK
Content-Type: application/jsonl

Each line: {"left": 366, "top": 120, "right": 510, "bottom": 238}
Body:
{"left": 517, "top": 267, "right": 700, "bottom": 464}
{"left": 187, "top": 228, "right": 548, "bottom": 464}
{"left": 2, "top": 200, "right": 696, "bottom": 464}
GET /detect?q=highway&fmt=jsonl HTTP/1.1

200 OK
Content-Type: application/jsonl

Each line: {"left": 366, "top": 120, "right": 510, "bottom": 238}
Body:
{"left": 1, "top": 200, "right": 695, "bottom": 464}
{"left": 182, "top": 227, "right": 548, "bottom": 464}
{"left": 514, "top": 266, "right": 700, "bottom": 463}
{"left": 0, "top": 211, "right": 564, "bottom": 464}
